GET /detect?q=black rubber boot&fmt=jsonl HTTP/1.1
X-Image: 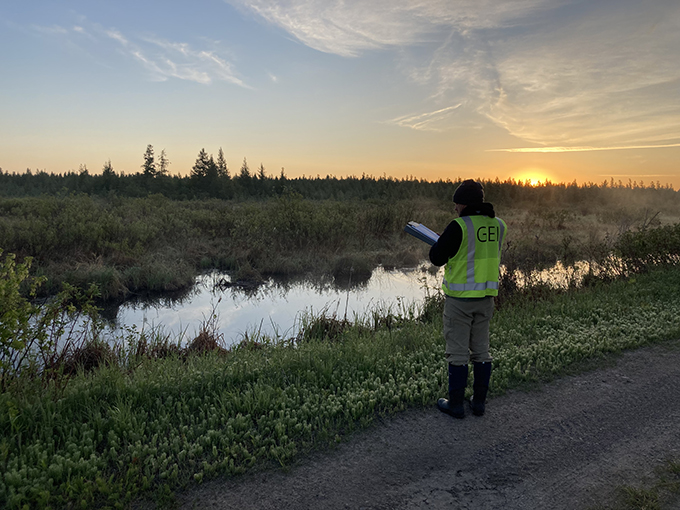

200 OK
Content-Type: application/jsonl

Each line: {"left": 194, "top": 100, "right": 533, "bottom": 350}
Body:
{"left": 470, "top": 362, "right": 492, "bottom": 416}
{"left": 437, "top": 364, "right": 468, "bottom": 419}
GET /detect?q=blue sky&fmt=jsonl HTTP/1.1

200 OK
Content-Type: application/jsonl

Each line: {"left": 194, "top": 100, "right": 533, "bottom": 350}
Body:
{"left": 1, "top": 0, "right": 679, "bottom": 186}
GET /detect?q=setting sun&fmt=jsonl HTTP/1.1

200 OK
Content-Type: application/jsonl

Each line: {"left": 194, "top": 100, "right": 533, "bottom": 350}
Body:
{"left": 514, "top": 168, "right": 552, "bottom": 186}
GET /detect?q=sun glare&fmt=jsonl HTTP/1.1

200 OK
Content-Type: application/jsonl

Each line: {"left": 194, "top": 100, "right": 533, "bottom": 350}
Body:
{"left": 515, "top": 169, "right": 551, "bottom": 187}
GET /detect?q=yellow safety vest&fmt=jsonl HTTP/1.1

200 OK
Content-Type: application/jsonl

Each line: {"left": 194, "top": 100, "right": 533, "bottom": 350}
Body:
{"left": 442, "top": 215, "right": 507, "bottom": 298}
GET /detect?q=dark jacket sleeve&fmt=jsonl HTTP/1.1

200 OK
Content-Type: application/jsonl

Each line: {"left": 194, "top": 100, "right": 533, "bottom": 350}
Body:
{"left": 429, "top": 220, "right": 463, "bottom": 267}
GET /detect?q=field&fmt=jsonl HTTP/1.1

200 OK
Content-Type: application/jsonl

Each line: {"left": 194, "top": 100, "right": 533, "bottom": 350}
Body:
{"left": 1, "top": 177, "right": 680, "bottom": 508}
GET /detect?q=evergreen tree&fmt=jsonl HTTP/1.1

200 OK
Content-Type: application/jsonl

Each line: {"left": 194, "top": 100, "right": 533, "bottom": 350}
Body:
{"left": 101, "top": 160, "right": 116, "bottom": 191}
{"left": 205, "top": 155, "right": 219, "bottom": 183}
{"left": 102, "top": 160, "right": 115, "bottom": 178}
{"left": 189, "top": 149, "right": 221, "bottom": 196}
{"left": 274, "top": 167, "right": 287, "bottom": 195}
{"left": 216, "top": 148, "right": 229, "bottom": 178}
{"left": 191, "top": 148, "right": 211, "bottom": 179}
{"left": 239, "top": 157, "right": 250, "bottom": 179}
{"left": 157, "top": 149, "right": 170, "bottom": 176}
{"left": 76, "top": 164, "right": 90, "bottom": 193}
{"left": 142, "top": 144, "right": 156, "bottom": 177}
{"left": 257, "top": 163, "right": 266, "bottom": 180}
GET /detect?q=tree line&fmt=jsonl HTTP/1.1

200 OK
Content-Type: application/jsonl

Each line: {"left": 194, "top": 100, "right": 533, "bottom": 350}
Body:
{"left": 0, "top": 145, "right": 677, "bottom": 206}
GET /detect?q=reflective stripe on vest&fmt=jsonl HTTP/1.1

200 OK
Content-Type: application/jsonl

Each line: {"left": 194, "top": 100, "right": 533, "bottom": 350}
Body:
{"left": 443, "top": 280, "right": 500, "bottom": 292}
{"left": 442, "top": 216, "right": 505, "bottom": 296}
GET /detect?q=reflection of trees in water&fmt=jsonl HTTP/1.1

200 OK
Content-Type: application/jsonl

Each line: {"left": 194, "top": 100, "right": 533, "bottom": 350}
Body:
{"left": 330, "top": 271, "right": 373, "bottom": 291}
{"left": 97, "top": 285, "right": 198, "bottom": 327}
{"left": 99, "top": 265, "right": 435, "bottom": 333}
{"left": 207, "top": 270, "right": 375, "bottom": 302}
{"left": 96, "top": 256, "right": 628, "bottom": 337}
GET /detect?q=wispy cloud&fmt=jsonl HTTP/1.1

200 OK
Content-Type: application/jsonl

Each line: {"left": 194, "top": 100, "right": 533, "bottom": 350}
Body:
{"left": 228, "top": 0, "right": 426, "bottom": 57}
{"left": 30, "top": 24, "right": 69, "bottom": 36}
{"left": 105, "top": 29, "right": 129, "bottom": 46}
{"left": 231, "top": 0, "right": 680, "bottom": 146}
{"left": 489, "top": 143, "right": 680, "bottom": 153}
{"left": 389, "top": 104, "right": 462, "bottom": 131}
{"left": 227, "top": 0, "right": 552, "bottom": 57}
{"left": 31, "top": 20, "right": 248, "bottom": 87}
{"left": 127, "top": 36, "right": 247, "bottom": 86}
{"left": 479, "top": 5, "right": 680, "bottom": 146}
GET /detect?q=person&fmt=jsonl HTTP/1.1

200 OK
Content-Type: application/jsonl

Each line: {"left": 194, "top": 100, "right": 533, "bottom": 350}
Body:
{"left": 428, "top": 179, "right": 507, "bottom": 419}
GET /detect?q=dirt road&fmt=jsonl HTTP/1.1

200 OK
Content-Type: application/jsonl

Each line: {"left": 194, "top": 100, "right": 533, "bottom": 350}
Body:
{"left": 176, "top": 339, "right": 680, "bottom": 510}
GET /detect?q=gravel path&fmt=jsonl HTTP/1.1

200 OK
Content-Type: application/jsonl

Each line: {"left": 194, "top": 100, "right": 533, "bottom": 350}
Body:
{"left": 176, "top": 339, "right": 680, "bottom": 510}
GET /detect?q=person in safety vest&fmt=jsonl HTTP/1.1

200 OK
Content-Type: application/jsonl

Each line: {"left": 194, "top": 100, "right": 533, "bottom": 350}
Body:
{"left": 429, "top": 179, "right": 507, "bottom": 419}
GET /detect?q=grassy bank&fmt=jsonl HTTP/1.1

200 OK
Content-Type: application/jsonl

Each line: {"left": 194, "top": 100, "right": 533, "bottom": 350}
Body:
{"left": 1, "top": 263, "right": 680, "bottom": 508}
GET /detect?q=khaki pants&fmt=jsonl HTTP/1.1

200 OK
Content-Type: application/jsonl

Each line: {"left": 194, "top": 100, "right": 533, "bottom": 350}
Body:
{"left": 443, "top": 296, "right": 494, "bottom": 365}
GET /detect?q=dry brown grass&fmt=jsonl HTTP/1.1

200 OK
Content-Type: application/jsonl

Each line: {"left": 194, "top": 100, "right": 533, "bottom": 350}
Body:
{"left": 53, "top": 341, "right": 117, "bottom": 377}
{"left": 186, "top": 330, "right": 228, "bottom": 355}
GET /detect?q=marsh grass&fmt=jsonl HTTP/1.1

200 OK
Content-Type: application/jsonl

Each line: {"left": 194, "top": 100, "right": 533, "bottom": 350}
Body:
{"left": 0, "top": 194, "right": 430, "bottom": 299}
{"left": 2, "top": 183, "right": 678, "bottom": 300}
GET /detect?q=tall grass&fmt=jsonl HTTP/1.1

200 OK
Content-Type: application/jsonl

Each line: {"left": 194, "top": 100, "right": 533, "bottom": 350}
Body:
{"left": 1, "top": 183, "right": 678, "bottom": 300}
{"left": 0, "top": 193, "right": 426, "bottom": 299}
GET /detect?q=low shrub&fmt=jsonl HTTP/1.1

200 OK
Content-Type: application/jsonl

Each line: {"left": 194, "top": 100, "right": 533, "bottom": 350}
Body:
{"left": 0, "top": 250, "right": 101, "bottom": 391}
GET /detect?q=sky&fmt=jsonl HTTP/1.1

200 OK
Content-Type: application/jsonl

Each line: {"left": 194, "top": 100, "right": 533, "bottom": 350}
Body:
{"left": 1, "top": 0, "right": 679, "bottom": 187}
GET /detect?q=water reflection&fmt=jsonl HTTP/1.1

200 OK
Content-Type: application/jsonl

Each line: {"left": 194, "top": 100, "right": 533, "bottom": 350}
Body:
{"left": 511, "top": 260, "right": 592, "bottom": 289}
{"left": 509, "top": 255, "right": 626, "bottom": 289}
{"left": 97, "top": 257, "right": 612, "bottom": 349}
{"left": 100, "top": 265, "right": 442, "bottom": 348}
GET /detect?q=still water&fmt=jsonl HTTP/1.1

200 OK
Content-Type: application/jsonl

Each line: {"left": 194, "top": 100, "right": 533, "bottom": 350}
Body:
{"left": 99, "top": 265, "right": 443, "bottom": 348}
{"left": 97, "top": 258, "right": 597, "bottom": 349}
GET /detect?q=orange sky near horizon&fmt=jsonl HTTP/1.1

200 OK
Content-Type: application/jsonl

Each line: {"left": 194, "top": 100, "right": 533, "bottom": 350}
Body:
{"left": 1, "top": 1, "right": 679, "bottom": 191}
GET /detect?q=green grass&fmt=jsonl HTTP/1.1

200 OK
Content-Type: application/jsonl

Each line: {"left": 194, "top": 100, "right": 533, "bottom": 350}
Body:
{"left": 2, "top": 265, "right": 680, "bottom": 508}
{"left": 489, "top": 269, "right": 680, "bottom": 393}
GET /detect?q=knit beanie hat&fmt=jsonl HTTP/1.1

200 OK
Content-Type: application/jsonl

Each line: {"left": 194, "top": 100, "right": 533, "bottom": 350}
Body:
{"left": 453, "top": 179, "right": 484, "bottom": 205}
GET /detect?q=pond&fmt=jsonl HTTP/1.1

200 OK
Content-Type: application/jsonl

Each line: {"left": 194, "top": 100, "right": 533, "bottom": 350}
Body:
{"left": 95, "top": 257, "right": 601, "bottom": 349}
{"left": 98, "top": 265, "right": 444, "bottom": 348}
